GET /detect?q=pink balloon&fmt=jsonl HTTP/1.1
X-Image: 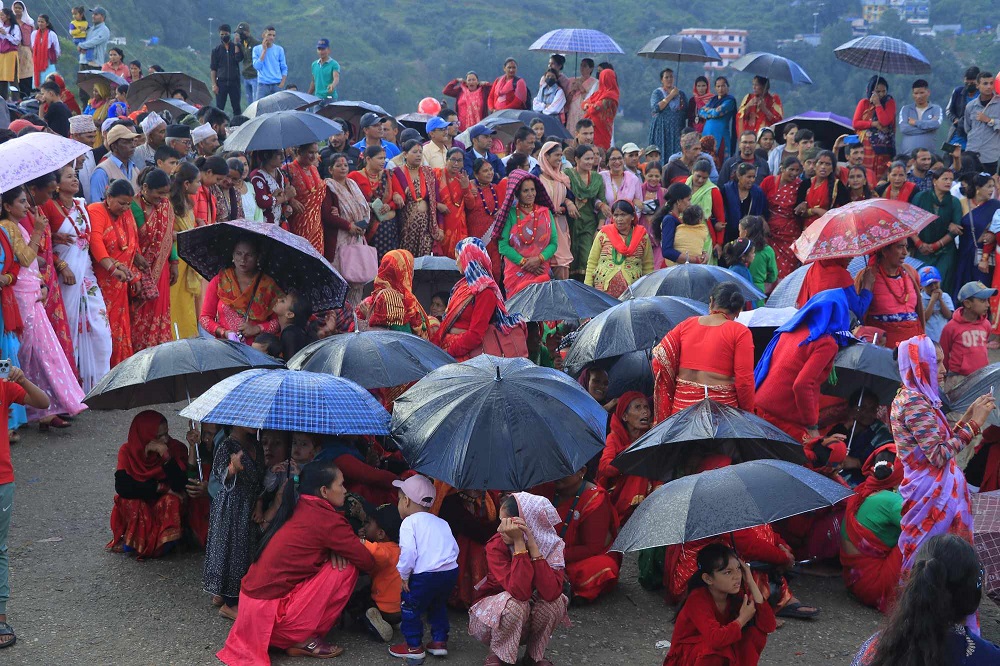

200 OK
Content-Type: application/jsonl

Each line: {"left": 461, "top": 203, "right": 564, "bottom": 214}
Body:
{"left": 418, "top": 97, "right": 442, "bottom": 115}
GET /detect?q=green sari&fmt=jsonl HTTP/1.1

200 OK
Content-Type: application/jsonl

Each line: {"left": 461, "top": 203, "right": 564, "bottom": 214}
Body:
{"left": 913, "top": 188, "right": 962, "bottom": 294}
{"left": 565, "top": 167, "right": 607, "bottom": 278}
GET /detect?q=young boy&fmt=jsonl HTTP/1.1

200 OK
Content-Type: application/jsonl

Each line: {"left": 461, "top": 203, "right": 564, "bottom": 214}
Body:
{"left": 526, "top": 322, "right": 553, "bottom": 368}
{"left": 272, "top": 290, "right": 312, "bottom": 360}
{"left": 251, "top": 332, "right": 281, "bottom": 358}
{"left": 940, "top": 280, "right": 998, "bottom": 379}
{"left": 428, "top": 291, "right": 449, "bottom": 321}
{"left": 919, "top": 266, "right": 953, "bottom": 343}
{"left": 390, "top": 475, "right": 459, "bottom": 662}
{"left": 361, "top": 504, "right": 404, "bottom": 642}
{"left": 69, "top": 6, "right": 91, "bottom": 65}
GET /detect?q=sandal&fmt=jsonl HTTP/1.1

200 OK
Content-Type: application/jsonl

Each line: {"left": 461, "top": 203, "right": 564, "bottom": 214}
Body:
{"left": 776, "top": 601, "right": 820, "bottom": 619}
{"left": 286, "top": 638, "right": 344, "bottom": 658}
{"left": 8, "top": 430, "right": 18, "bottom": 444}
{"left": 0, "top": 621, "right": 15, "bottom": 648}
{"left": 47, "top": 416, "right": 71, "bottom": 429}
{"left": 218, "top": 605, "right": 238, "bottom": 621}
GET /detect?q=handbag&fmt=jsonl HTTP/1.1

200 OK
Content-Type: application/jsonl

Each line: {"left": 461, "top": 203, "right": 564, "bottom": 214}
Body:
{"left": 336, "top": 232, "right": 378, "bottom": 284}
{"left": 480, "top": 322, "right": 528, "bottom": 358}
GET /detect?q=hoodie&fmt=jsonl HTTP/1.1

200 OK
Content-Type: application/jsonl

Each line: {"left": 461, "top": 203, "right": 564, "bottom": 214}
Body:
{"left": 940, "top": 307, "right": 991, "bottom": 376}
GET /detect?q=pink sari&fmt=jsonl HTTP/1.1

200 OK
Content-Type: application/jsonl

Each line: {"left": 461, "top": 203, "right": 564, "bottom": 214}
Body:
{"left": 502, "top": 205, "right": 552, "bottom": 296}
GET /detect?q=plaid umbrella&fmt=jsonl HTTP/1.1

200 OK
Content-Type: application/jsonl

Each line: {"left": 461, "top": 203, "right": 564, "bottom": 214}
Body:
{"left": 972, "top": 491, "right": 1000, "bottom": 605}
{"left": 834, "top": 35, "right": 931, "bottom": 75}
{"left": 529, "top": 29, "right": 624, "bottom": 55}
{"left": 177, "top": 218, "right": 348, "bottom": 311}
{"left": 793, "top": 200, "right": 937, "bottom": 263}
{"left": 729, "top": 52, "right": 812, "bottom": 85}
{"left": 179, "top": 368, "right": 390, "bottom": 435}
{"left": 637, "top": 35, "right": 722, "bottom": 63}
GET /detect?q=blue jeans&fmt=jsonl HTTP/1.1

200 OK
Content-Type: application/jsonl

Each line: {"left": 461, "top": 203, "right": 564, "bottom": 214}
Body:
{"left": 256, "top": 82, "right": 281, "bottom": 99}
{"left": 0, "top": 483, "right": 13, "bottom": 615}
{"left": 243, "top": 77, "right": 257, "bottom": 105}
{"left": 400, "top": 568, "right": 458, "bottom": 647}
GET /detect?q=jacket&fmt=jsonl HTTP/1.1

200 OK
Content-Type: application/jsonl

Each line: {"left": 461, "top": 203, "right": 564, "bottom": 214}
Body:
{"left": 897, "top": 103, "right": 943, "bottom": 155}
{"left": 463, "top": 146, "right": 505, "bottom": 184}
{"left": 210, "top": 42, "right": 244, "bottom": 85}
{"left": 940, "top": 307, "right": 991, "bottom": 376}
{"left": 78, "top": 21, "right": 109, "bottom": 65}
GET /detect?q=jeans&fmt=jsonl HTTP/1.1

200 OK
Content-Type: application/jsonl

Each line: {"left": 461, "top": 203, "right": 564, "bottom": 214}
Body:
{"left": 400, "top": 568, "right": 458, "bottom": 647}
{"left": 215, "top": 81, "right": 242, "bottom": 115}
{"left": 0, "top": 483, "right": 14, "bottom": 615}
{"left": 242, "top": 77, "right": 257, "bottom": 105}
{"left": 256, "top": 82, "right": 281, "bottom": 99}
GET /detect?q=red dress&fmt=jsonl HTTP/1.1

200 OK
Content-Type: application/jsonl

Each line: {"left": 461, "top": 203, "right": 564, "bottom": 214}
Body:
{"left": 88, "top": 201, "right": 139, "bottom": 367}
{"left": 760, "top": 175, "right": 802, "bottom": 279}
{"left": 487, "top": 75, "right": 528, "bottom": 111}
{"left": 287, "top": 161, "right": 326, "bottom": 253}
{"left": 596, "top": 391, "right": 659, "bottom": 523}
{"left": 435, "top": 169, "right": 469, "bottom": 259}
{"left": 555, "top": 484, "right": 621, "bottom": 602}
{"left": 442, "top": 79, "right": 491, "bottom": 129}
{"left": 664, "top": 585, "right": 776, "bottom": 666}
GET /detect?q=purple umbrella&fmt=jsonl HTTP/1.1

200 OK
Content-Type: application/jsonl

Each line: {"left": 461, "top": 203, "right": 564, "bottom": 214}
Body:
{"left": 772, "top": 111, "right": 855, "bottom": 151}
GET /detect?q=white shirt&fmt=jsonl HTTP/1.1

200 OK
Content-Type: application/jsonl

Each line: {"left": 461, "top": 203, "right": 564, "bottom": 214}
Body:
{"left": 501, "top": 153, "right": 540, "bottom": 172}
{"left": 396, "top": 511, "right": 459, "bottom": 579}
{"left": 532, "top": 85, "right": 566, "bottom": 116}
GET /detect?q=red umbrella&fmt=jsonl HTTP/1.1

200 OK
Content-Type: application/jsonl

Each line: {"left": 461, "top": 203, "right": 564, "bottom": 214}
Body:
{"left": 972, "top": 491, "right": 1000, "bottom": 606}
{"left": 792, "top": 200, "right": 936, "bottom": 264}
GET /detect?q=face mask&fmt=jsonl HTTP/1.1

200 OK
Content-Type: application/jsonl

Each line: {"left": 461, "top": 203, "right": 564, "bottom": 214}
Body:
{"left": 967, "top": 83, "right": 977, "bottom": 93}
{"left": 221, "top": 34, "right": 231, "bottom": 43}
{"left": 546, "top": 79, "right": 556, "bottom": 87}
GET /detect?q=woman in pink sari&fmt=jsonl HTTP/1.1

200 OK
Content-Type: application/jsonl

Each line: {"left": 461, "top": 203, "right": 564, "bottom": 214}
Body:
{"left": 537, "top": 142, "right": 572, "bottom": 280}
{"left": 494, "top": 170, "right": 557, "bottom": 297}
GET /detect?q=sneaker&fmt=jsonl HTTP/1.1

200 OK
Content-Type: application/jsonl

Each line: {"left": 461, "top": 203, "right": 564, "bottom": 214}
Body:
{"left": 427, "top": 641, "right": 448, "bottom": 656}
{"left": 365, "top": 607, "right": 394, "bottom": 642}
{"left": 389, "top": 642, "right": 426, "bottom": 662}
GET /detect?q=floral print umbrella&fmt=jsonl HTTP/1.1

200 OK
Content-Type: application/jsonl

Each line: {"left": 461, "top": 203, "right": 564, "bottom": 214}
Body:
{"left": 0, "top": 132, "right": 91, "bottom": 192}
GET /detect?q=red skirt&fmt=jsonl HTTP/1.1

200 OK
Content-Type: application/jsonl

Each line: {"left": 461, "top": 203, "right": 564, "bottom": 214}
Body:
{"left": 106, "top": 493, "right": 183, "bottom": 559}
{"left": 671, "top": 379, "right": 738, "bottom": 415}
{"left": 566, "top": 553, "right": 621, "bottom": 602}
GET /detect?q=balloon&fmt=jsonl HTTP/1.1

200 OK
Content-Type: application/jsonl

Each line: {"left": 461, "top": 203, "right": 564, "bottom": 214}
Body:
{"left": 418, "top": 97, "right": 442, "bottom": 115}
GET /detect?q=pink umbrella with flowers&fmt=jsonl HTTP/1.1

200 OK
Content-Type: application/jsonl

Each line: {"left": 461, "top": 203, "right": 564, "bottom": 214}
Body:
{"left": 792, "top": 200, "right": 936, "bottom": 264}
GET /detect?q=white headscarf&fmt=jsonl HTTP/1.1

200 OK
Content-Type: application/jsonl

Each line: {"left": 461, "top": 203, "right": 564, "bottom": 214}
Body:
{"left": 11, "top": 1, "right": 32, "bottom": 27}
{"left": 511, "top": 492, "right": 565, "bottom": 569}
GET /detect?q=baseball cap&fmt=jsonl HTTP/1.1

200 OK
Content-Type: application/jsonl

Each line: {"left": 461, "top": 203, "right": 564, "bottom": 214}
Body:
{"left": 426, "top": 116, "right": 454, "bottom": 133}
{"left": 8, "top": 119, "right": 43, "bottom": 133}
{"left": 392, "top": 474, "right": 436, "bottom": 508}
{"left": 621, "top": 142, "right": 641, "bottom": 154}
{"left": 398, "top": 128, "right": 422, "bottom": 144}
{"left": 918, "top": 265, "right": 942, "bottom": 287}
{"left": 236, "top": 22, "right": 250, "bottom": 32}
{"left": 957, "top": 281, "right": 997, "bottom": 301}
{"left": 359, "top": 112, "right": 382, "bottom": 129}
{"left": 316, "top": 38, "right": 330, "bottom": 50}
{"left": 105, "top": 124, "right": 138, "bottom": 146}
{"left": 643, "top": 144, "right": 661, "bottom": 157}
{"left": 89, "top": 6, "right": 107, "bottom": 16}
{"left": 469, "top": 124, "right": 496, "bottom": 139}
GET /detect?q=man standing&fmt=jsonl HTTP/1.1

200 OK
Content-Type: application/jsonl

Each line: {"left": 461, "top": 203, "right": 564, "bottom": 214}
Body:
{"left": 352, "top": 112, "right": 400, "bottom": 159}
{"left": 422, "top": 116, "right": 455, "bottom": 169}
{"left": 210, "top": 24, "right": 244, "bottom": 115}
{"left": 78, "top": 6, "right": 109, "bottom": 69}
{"left": 235, "top": 22, "right": 259, "bottom": 105}
{"left": 199, "top": 106, "right": 229, "bottom": 143}
{"left": 251, "top": 26, "right": 287, "bottom": 100}
{"left": 70, "top": 115, "right": 98, "bottom": 198}
{"left": 133, "top": 111, "right": 167, "bottom": 167}
{"left": 718, "top": 131, "right": 769, "bottom": 184}
{"left": 947, "top": 66, "right": 980, "bottom": 149}
{"left": 318, "top": 119, "right": 359, "bottom": 176}
{"left": 897, "top": 79, "right": 942, "bottom": 156}
{"left": 463, "top": 124, "right": 504, "bottom": 183}
{"left": 907, "top": 147, "right": 935, "bottom": 192}
{"left": 90, "top": 124, "right": 139, "bottom": 202}
{"left": 192, "top": 124, "right": 219, "bottom": 158}
{"left": 308, "top": 38, "right": 340, "bottom": 101}
{"left": 965, "top": 71, "right": 1000, "bottom": 175}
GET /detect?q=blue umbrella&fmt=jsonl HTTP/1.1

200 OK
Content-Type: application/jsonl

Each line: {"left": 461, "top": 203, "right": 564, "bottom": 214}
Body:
{"left": 392, "top": 356, "right": 606, "bottom": 490}
{"left": 506, "top": 279, "right": 620, "bottom": 322}
{"left": 622, "top": 265, "right": 764, "bottom": 304}
{"left": 529, "top": 29, "right": 624, "bottom": 55}
{"left": 834, "top": 35, "right": 931, "bottom": 75}
{"left": 179, "top": 369, "right": 390, "bottom": 435}
{"left": 637, "top": 35, "right": 722, "bottom": 63}
{"left": 729, "top": 52, "right": 812, "bottom": 85}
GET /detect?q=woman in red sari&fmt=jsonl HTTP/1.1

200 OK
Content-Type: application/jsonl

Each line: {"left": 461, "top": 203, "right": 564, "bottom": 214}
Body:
{"left": 434, "top": 148, "right": 470, "bottom": 259}
{"left": 795, "top": 149, "right": 836, "bottom": 229}
{"left": 595, "top": 391, "right": 655, "bottom": 523}
{"left": 735, "top": 76, "right": 783, "bottom": 137}
{"left": 852, "top": 76, "right": 896, "bottom": 184}
{"left": 129, "top": 168, "right": 176, "bottom": 352}
{"left": 395, "top": 139, "right": 441, "bottom": 258}
{"left": 199, "top": 237, "right": 282, "bottom": 345}
{"left": 582, "top": 68, "right": 619, "bottom": 151}
{"left": 358, "top": 249, "right": 432, "bottom": 340}
{"left": 876, "top": 161, "right": 916, "bottom": 202}
{"left": 760, "top": 156, "right": 804, "bottom": 279}
{"left": 107, "top": 410, "right": 188, "bottom": 558}
{"left": 853, "top": 240, "right": 924, "bottom": 348}
{"left": 88, "top": 179, "right": 139, "bottom": 367}
{"left": 494, "top": 169, "right": 557, "bottom": 297}
{"left": 463, "top": 158, "right": 505, "bottom": 283}
{"left": 442, "top": 72, "right": 491, "bottom": 130}
{"left": 348, "top": 145, "right": 405, "bottom": 260}
{"left": 286, "top": 143, "right": 325, "bottom": 253}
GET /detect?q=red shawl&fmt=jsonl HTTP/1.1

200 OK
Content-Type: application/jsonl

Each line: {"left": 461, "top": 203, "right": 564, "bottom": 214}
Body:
{"left": 601, "top": 223, "right": 647, "bottom": 256}
{"left": 217, "top": 267, "right": 282, "bottom": 324}
{"left": 796, "top": 260, "right": 853, "bottom": 308}
{"left": 31, "top": 26, "right": 51, "bottom": 81}
{"left": 115, "top": 410, "right": 187, "bottom": 482}
{"left": 588, "top": 69, "right": 620, "bottom": 109}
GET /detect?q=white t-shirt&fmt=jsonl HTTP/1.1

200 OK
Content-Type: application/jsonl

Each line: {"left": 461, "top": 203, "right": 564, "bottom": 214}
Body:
{"left": 397, "top": 511, "right": 459, "bottom": 579}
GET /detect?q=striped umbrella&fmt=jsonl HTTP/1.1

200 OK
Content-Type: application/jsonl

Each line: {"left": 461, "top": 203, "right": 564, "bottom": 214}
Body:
{"left": 834, "top": 35, "right": 931, "bottom": 75}
{"left": 529, "top": 28, "right": 624, "bottom": 55}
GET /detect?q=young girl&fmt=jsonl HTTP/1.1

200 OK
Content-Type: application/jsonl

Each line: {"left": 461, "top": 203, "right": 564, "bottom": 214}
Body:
{"left": 169, "top": 162, "right": 202, "bottom": 339}
{"left": 723, "top": 238, "right": 755, "bottom": 287}
{"left": 740, "top": 215, "right": 776, "bottom": 306}
{"left": 654, "top": 182, "right": 694, "bottom": 266}
{"left": 194, "top": 156, "right": 228, "bottom": 227}
{"left": 640, "top": 161, "right": 666, "bottom": 267}
{"left": 664, "top": 543, "right": 776, "bottom": 666}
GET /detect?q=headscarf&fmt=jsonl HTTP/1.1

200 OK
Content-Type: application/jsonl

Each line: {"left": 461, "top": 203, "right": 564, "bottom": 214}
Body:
{"left": 587, "top": 69, "right": 620, "bottom": 109}
{"left": 115, "top": 410, "right": 187, "bottom": 483}
{"left": 371, "top": 249, "right": 430, "bottom": 338}
{"left": 847, "top": 443, "right": 902, "bottom": 514}
{"left": 447, "top": 236, "right": 523, "bottom": 333}
{"left": 691, "top": 79, "right": 714, "bottom": 108}
{"left": 537, "top": 141, "right": 570, "bottom": 207}
{"left": 608, "top": 391, "right": 647, "bottom": 451}
{"left": 754, "top": 287, "right": 854, "bottom": 388}
{"left": 487, "top": 169, "right": 554, "bottom": 244}
{"left": 366, "top": 288, "right": 406, "bottom": 328}
{"left": 897, "top": 334, "right": 942, "bottom": 408}
{"left": 802, "top": 437, "right": 848, "bottom": 476}
{"left": 51, "top": 73, "right": 81, "bottom": 114}
{"left": 865, "top": 75, "right": 891, "bottom": 102}
{"left": 511, "top": 492, "right": 565, "bottom": 569}
{"left": 12, "top": 1, "right": 32, "bottom": 27}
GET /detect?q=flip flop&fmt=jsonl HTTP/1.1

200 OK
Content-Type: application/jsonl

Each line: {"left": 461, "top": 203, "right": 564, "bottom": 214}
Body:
{"left": 777, "top": 601, "right": 820, "bottom": 619}
{"left": 0, "top": 621, "right": 15, "bottom": 649}
{"left": 286, "top": 638, "right": 344, "bottom": 658}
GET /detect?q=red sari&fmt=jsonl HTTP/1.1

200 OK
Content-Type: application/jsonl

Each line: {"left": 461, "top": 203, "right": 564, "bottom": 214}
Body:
{"left": 595, "top": 391, "right": 658, "bottom": 523}
{"left": 129, "top": 198, "right": 174, "bottom": 352}
{"left": 502, "top": 205, "right": 553, "bottom": 296}
{"left": 582, "top": 69, "right": 619, "bottom": 150}
{"left": 435, "top": 168, "right": 469, "bottom": 259}
{"left": 88, "top": 201, "right": 139, "bottom": 367}
{"left": 736, "top": 93, "right": 783, "bottom": 137}
{"left": 760, "top": 175, "right": 802, "bottom": 279}
{"left": 199, "top": 268, "right": 282, "bottom": 345}
{"left": 555, "top": 483, "right": 621, "bottom": 602}
{"left": 802, "top": 177, "right": 832, "bottom": 229}
{"left": 464, "top": 180, "right": 506, "bottom": 283}
{"left": 287, "top": 160, "right": 326, "bottom": 253}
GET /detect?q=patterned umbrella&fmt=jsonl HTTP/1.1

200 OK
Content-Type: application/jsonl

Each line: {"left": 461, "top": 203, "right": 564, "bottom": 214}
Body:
{"left": 222, "top": 110, "right": 343, "bottom": 152}
{"left": 180, "top": 368, "right": 390, "bottom": 435}
{"left": 729, "top": 52, "right": 812, "bottom": 85}
{"left": 792, "top": 200, "right": 937, "bottom": 263}
{"left": 244, "top": 90, "right": 322, "bottom": 118}
{"left": 177, "top": 218, "right": 348, "bottom": 311}
{"left": 0, "top": 132, "right": 91, "bottom": 192}
{"left": 834, "top": 35, "right": 931, "bottom": 75}
{"left": 971, "top": 491, "right": 1000, "bottom": 605}
{"left": 126, "top": 72, "right": 213, "bottom": 108}
{"left": 529, "top": 29, "right": 624, "bottom": 55}
{"left": 637, "top": 35, "right": 722, "bottom": 63}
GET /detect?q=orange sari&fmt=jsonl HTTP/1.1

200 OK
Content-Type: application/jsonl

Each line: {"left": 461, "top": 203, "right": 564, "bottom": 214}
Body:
{"left": 287, "top": 161, "right": 325, "bottom": 253}
{"left": 130, "top": 198, "right": 175, "bottom": 352}
{"left": 435, "top": 168, "right": 469, "bottom": 259}
{"left": 88, "top": 201, "right": 139, "bottom": 367}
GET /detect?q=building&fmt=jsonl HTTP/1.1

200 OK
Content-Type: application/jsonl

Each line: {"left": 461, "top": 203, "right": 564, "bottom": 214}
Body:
{"left": 862, "top": 0, "right": 890, "bottom": 25}
{"left": 678, "top": 28, "right": 748, "bottom": 69}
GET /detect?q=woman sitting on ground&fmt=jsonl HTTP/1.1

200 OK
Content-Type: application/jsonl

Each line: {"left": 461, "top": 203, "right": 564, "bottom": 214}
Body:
{"left": 595, "top": 391, "right": 655, "bottom": 523}
{"left": 199, "top": 236, "right": 282, "bottom": 345}
{"left": 434, "top": 487, "right": 501, "bottom": 609}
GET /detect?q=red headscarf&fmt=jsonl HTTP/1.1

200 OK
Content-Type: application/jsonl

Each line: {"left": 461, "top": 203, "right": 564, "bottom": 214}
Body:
{"left": 588, "top": 69, "right": 620, "bottom": 109}
{"left": 48, "top": 73, "right": 81, "bottom": 115}
{"left": 608, "top": 391, "right": 648, "bottom": 453}
{"left": 803, "top": 436, "right": 848, "bottom": 478}
{"left": 115, "top": 410, "right": 187, "bottom": 482}
{"left": 847, "top": 443, "right": 902, "bottom": 513}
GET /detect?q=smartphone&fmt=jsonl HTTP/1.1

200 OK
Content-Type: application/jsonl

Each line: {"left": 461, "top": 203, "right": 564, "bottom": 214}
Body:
{"left": 942, "top": 142, "right": 959, "bottom": 153}
{"left": 843, "top": 135, "right": 861, "bottom": 146}
{"left": 0, "top": 359, "right": 10, "bottom": 380}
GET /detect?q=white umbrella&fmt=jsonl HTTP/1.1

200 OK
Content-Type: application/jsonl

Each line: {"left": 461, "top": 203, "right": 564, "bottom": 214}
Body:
{"left": 0, "top": 133, "right": 91, "bottom": 192}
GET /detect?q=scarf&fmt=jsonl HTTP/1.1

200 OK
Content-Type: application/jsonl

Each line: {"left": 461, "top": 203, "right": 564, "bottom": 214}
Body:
{"left": 488, "top": 169, "right": 554, "bottom": 244}
{"left": 897, "top": 334, "right": 944, "bottom": 412}
{"left": 608, "top": 391, "right": 647, "bottom": 458}
{"left": 685, "top": 175, "right": 718, "bottom": 223}
{"left": 0, "top": 225, "right": 22, "bottom": 335}
{"left": 846, "top": 444, "right": 902, "bottom": 515}
{"left": 371, "top": 249, "right": 429, "bottom": 338}
{"left": 327, "top": 176, "right": 370, "bottom": 225}
{"left": 443, "top": 237, "right": 523, "bottom": 333}
{"left": 31, "top": 24, "right": 49, "bottom": 70}
{"left": 601, "top": 222, "right": 646, "bottom": 256}
{"left": 217, "top": 266, "right": 280, "bottom": 324}
{"left": 539, "top": 82, "right": 560, "bottom": 105}
{"left": 115, "top": 410, "right": 187, "bottom": 482}
{"left": 510, "top": 492, "right": 565, "bottom": 569}
{"left": 588, "top": 69, "right": 620, "bottom": 109}
{"left": 691, "top": 83, "right": 714, "bottom": 110}
{"left": 538, "top": 141, "right": 569, "bottom": 207}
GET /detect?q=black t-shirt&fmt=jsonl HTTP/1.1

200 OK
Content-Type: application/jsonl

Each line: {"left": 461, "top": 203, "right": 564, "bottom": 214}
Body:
{"left": 280, "top": 324, "right": 311, "bottom": 361}
{"left": 44, "top": 101, "right": 72, "bottom": 137}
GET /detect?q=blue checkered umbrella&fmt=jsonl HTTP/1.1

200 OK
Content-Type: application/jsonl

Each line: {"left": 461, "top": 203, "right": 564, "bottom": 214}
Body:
{"left": 834, "top": 35, "right": 931, "bottom": 75}
{"left": 179, "top": 369, "right": 390, "bottom": 435}
{"left": 729, "top": 52, "right": 812, "bottom": 85}
{"left": 529, "top": 29, "right": 624, "bottom": 55}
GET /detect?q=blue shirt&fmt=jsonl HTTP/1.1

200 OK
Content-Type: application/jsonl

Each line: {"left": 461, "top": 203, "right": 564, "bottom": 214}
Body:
{"left": 922, "top": 289, "right": 954, "bottom": 343}
{"left": 251, "top": 43, "right": 288, "bottom": 85}
{"left": 89, "top": 155, "right": 134, "bottom": 203}
{"left": 352, "top": 138, "right": 400, "bottom": 160}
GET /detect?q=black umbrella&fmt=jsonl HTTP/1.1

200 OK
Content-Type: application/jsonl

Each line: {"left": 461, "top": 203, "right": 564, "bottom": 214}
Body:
{"left": 127, "top": 72, "right": 213, "bottom": 108}
{"left": 177, "top": 218, "right": 348, "bottom": 311}
{"left": 391, "top": 355, "right": 607, "bottom": 490}
{"left": 772, "top": 112, "right": 855, "bottom": 152}
{"left": 563, "top": 296, "right": 707, "bottom": 376}
{"left": 83, "top": 338, "right": 283, "bottom": 410}
{"left": 286, "top": 329, "right": 454, "bottom": 389}
{"left": 506, "top": 280, "right": 619, "bottom": 322}
{"left": 76, "top": 70, "right": 127, "bottom": 96}
{"left": 314, "top": 100, "right": 390, "bottom": 136}
{"left": 575, "top": 350, "right": 655, "bottom": 401}
{"left": 611, "top": 460, "right": 853, "bottom": 552}
{"left": 396, "top": 112, "right": 435, "bottom": 137}
{"left": 489, "top": 110, "right": 572, "bottom": 141}
{"left": 622, "top": 265, "right": 764, "bottom": 304}
{"left": 612, "top": 399, "right": 805, "bottom": 482}
{"left": 144, "top": 97, "right": 199, "bottom": 119}
{"left": 821, "top": 342, "right": 900, "bottom": 405}
{"left": 948, "top": 363, "right": 1000, "bottom": 425}
{"left": 637, "top": 35, "right": 723, "bottom": 63}
{"left": 245, "top": 90, "right": 322, "bottom": 117}
{"left": 222, "top": 111, "right": 343, "bottom": 152}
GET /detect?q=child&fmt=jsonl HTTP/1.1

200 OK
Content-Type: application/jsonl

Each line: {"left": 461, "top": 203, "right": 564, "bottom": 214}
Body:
{"left": 739, "top": 215, "right": 776, "bottom": 306}
{"left": 108, "top": 84, "right": 129, "bottom": 119}
{"left": 390, "top": 475, "right": 459, "bottom": 662}
{"left": 640, "top": 161, "right": 666, "bottom": 267}
{"left": 361, "top": 504, "right": 404, "bottom": 642}
{"left": 664, "top": 543, "right": 776, "bottom": 666}
{"left": 251, "top": 332, "right": 281, "bottom": 358}
{"left": 526, "top": 321, "right": 553, "bottom": 368}
{"left": 429, "top": 291, "right": 449, "bottom": 321}
{"left": 69, "top": 6, "right": 91, "bottom": 65}
{"left": 673, "top": 204, "right": 710, "bottom": 265}
{"left": 940, "top": 280, "right": 997, "bottom": 378}
{"left": 273, "top": 289, "right": 312, "bottom": 360}
{"left": 723, "top": 238, "right": 755, "bottom": 287}
{"left": 654, "top": 182, "right": 692, "bottom": 267}
{"left": 919, "top": 266, "right": 953, "bottom": 343}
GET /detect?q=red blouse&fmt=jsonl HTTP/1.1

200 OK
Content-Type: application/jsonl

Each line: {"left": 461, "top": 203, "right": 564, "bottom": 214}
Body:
{"left": 755, "top": 327, "right": 839, "bottom": 430}
{"left": 440, "top": 289, "right": 498, "bottom": 360}
{"left": 663, "top": 317, "right": 756, "bottom": 412}
{"left": 476, "top": 533, "right": 565, "bottom": 603}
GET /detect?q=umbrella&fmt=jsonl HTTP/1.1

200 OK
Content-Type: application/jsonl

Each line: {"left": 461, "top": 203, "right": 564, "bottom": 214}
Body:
{"left": 847, "top": 254, "right": 923, "bottom": 277}
{"left": 222, "top": 111, "right": 343, "bottom": 152}
{"left": 763, "top": 264, "right": 809, "bottom": 309}
{"left": 76, "top": 70, "right": 127, "bottom": 96}
{"left": 529, "top": 29, "right": 624, "bottom": 55}
{"left": 729, "top": 52, "right": 812, "bottom": 85}
{"left": 622, "top": 265, "right": 764, "bottom": 304}
{"left": 506, "top": 280, "right": 619, "bottom": 322}
{"left": 604, "top": 350, "right": 654, "bottom": 399}
{"left": 0, "top": 133, "right": 91, "bottom": 192}
{"left": 244, "top": 90, "right": 322, "bottom": 117}
{"left": 143, "top": 97, "right": 199, "bottom": 118}
{"left": 637, "top": 35, "right": 722, "bottom": 63}
{"left": 83, "top": 337, "right": 284, "bottom": 410}
{"left": 180, "top": 368, "right": 390, "bottom": 435}
{"left": 489, "top": 109, "right": 573, "bottom": 141}
{"left": 612, "top": 399, "right": 806, "bottom": 482}
{"left": 793, "top": 200, "right": 937, "bottom": 264}
{"left": 391, "top": 355, "right": 606, "bottom": 490}
{"left": 736, "top": 307, "right": 798, "bottom": 364}
{"left": 821, "top": 342, "right": 901, "bottom": 405}
{"left": 772, "top": 112, "right": 855, "bottom": 151}
{"left": 611, "top": 460, "right": 853, "bottom": 552}
{"left": 126, "top": 72, "right": 213, "bottom": 108}
{"left": 455, "top": 116, "right": 529, "bottom": 150}
{"left": 971, "top": 491, "right": 1000, "bottom": 605}
{"left": 834, "top": 35, "right": 931, "bottom": 75}
{"left": 947, "top": 364, "right": 1000, "bottom": 425}
{"left": 314, "top": 100, "right": 390, "bottom": 136}
{"left": 286, "top": 329, "right": 454, "bottom": 389}
{"left": 177, "top": 218, "right": 348, "bottom": 311}
{"left": 563, "top": 296, "right": 707, "bottom": 375}
{"left": 396, "top": 112, "right": 435, "bottom": 137}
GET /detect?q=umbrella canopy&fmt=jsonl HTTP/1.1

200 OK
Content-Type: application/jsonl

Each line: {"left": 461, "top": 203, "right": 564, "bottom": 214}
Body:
{"left": 177, "top": 218, "right": 348, "bottom": 311}
{"left": 736, "top": 306, "right": 799, "bottom": 364}
{"left": 604, "top": 350, "right": 654, "bottom": 399}
{"left": 144, "top": 97, "right": 199, "bottom": 118}
{"left": 245, "top": 90, "right": 322, "bottom": 118}
{"left": 764, "top": 264, "right": 810, "bottom": 309}
{"left": 286, "top": 330, "right": 454, "bottom": 389}
{"left": 611, "top": 460, "right": 853, "bottom": 552}
{"left": 529, "top": 28, "right": 624, "bottom": 55}
{"left": 314, "top": 100, "right": 390, "bottom": 136}
{"left": 396, "top": 112, "right": 434, "bottom": 137}
{"left": 820, "top": 342, "right": 901, "bottom": 405}
{"left": 83, "top": 337, "right": 284, "bottom": 410}
{"left": 834, "top": 35, "right": 931, "bottom": 75}
{"left": 76, "top": 70, "right": 127, "bottom": 96}
{"left": 222, "top": 110, "right": 343, "bottom": 152}
{"left": 506, "top": 280, "right": 619, "bottom": 322}
{"left": 729, "top": 52, "right": 812, "bottom": 85}
{"left": 563, "top": 296, "right": 707, "bottom": 375}
{"left": 948, "top": 364, "right": 1000, "bottom": 426}
{"left": 637, "top": 35, "right": 722, "bottom": 63}
{"left": 613, "top": 399, "right": 805, "bottom": 482}
{"left": 180, "top": 368, "right": 390, "bottom": 435}
{"left": 772, "top": 112, "right": 854, "bottom": 150}
{"left": 391, "top": 355, "right": 606, "bottom": 490}
{"left": 622, "top": 265, "right": 764, "bottom": 304}
{"left": 0, "top": 132, "right": 91, "bottom": 192}
{"left": 455, "top": 116, "right": 529, "bottom": 149}
{"left": 793, "top": 200, "right": 937, "bottom": 263}
{"left": 127, "top": 72, "right": 213, "bottom": 108}
{"left": 847, "top": 254, "right": 923, "bottom": 277}
{"left": 971, "top": 491, "right": 1000, "bottom": 605}
{"left": 489, "top": 109, "right": 573, "bottom": 141}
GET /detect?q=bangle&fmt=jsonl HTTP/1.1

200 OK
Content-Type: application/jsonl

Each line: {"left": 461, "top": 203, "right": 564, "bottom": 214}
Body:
{"left": 959, "top": 419, "right": 982, "bottom": 437}
{"left": 56, "top": 260, "right": 68, "bottom": 271}
{"left": 513, "top": 548, "right": 529, "bottom": 556}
